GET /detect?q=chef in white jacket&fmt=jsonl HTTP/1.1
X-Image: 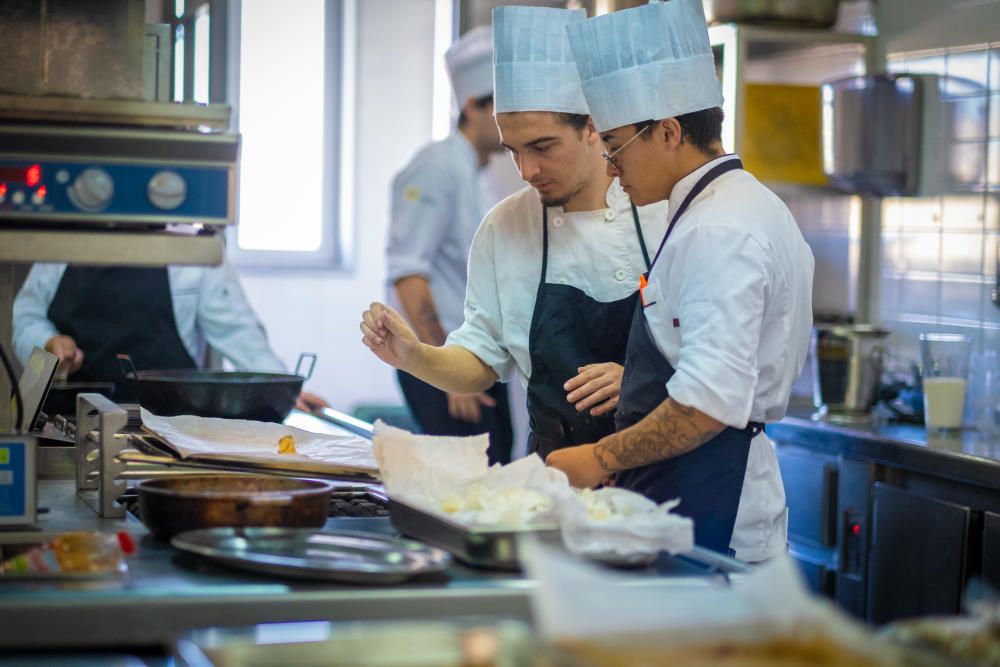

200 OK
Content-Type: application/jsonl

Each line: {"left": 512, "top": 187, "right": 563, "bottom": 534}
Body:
{"left": 546, "top": 0, "right": 815, "bottom": 562}
{"left": 362, "top": 6, "right": 669, "bottom": 458}
{"left": 386, "top": 26, "right": 513, "bottom": 464}
{"left": 13, "top": 261, "right": 326, "bottom": 410}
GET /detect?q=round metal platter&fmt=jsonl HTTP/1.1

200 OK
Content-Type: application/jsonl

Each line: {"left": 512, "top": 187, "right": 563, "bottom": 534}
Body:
{"left": 171, "top": 528, "right": 452, "bottom": 584}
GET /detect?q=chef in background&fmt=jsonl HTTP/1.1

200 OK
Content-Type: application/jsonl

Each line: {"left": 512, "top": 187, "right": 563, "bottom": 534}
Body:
{"left": 386, "top": 26, "right": 514, "bottom": 464}
{"left": 362, "top": 6, "right": 668, "bottom": 460}
{"left": 546, "top": 0, "right": 815, "bottom": 562}
{"left": 12, "top": 260, "right": 327, "bottom": 411}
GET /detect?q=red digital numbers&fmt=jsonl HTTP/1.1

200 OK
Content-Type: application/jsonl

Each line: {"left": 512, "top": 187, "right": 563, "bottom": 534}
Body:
{"left": 26, "top": 164, "right": 41, "bottom": 187}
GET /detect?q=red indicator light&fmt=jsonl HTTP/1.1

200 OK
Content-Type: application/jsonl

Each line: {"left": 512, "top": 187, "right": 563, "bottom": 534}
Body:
{"left": 37, "top": 185, "right": 47, "bottom": 198}
{"left": 851, "top": 523, "right": 861, "bottom": 536}
{"left": 26, "top": 164, "right": 41, "bottom": 187}
{"left": 0, "top": 183, "right": 6, "bottom": 197}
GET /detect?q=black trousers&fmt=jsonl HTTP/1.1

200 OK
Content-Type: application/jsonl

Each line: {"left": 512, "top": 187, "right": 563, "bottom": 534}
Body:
{"left": 396, "top": 370, "right": 513, "bottom": 465}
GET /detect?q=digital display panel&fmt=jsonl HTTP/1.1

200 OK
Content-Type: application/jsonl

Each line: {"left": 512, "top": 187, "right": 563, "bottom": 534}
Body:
{"left": 0, "top": 165, "right": 41, "bottom": 185}
{"left": 0, "top": 167, "right": 27, "bottom": 183}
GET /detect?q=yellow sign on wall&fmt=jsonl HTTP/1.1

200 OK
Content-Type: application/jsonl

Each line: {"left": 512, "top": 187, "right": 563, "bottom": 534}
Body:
{"left": 743, "top": 84, "right": 828, "bottom": 186}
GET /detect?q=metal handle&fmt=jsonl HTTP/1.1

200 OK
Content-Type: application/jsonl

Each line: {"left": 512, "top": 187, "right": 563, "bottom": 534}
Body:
{"left": 116, "top": 353, "right": 139, "bottom": 380}
{"left": 871, "top": 345, "right": 887, "bottom": 368}
{"left": 295, "top": 352, "right": 317, "bottom": 380}
{"left": 992, "top": 236, "right": 1000, "bottom": 310}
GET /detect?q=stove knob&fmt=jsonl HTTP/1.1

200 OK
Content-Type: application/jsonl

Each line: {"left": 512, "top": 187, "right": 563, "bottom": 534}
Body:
{"left": 147, "top": 170, "right": 187, "bottom": 210}
{"left": 68, "top": 168, "right": 114, "bottom": 212}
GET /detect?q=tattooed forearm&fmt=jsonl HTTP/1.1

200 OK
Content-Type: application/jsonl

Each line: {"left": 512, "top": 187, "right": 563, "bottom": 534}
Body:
{"left": 395, "top": 275, "right": 447, "bottom": 346}
{"left": 592, "top": 398, "right": 725, "bottom": 472}
{"left": 416, "top": 301, "right": 447, "bottom": 346}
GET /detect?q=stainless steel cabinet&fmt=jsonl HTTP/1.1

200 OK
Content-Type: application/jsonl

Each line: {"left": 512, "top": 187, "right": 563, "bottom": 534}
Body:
{"left": 777, "top": 446, "right": 839, "bottom": 547}
{"left": 776, "top": 444, "right": 839, "bottom": 597}
{"left": 985, "top": 512, "right": 1000, "bottom": 591}
{"left": 867, "top": 483, "right": 972, "bottom": 625}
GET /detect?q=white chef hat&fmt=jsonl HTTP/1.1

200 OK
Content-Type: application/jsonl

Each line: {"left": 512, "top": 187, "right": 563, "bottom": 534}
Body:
{"left": 565, "top": 0, "right": 723, "bottom": 132}
{"left": 492, "top": 6, "right": 589, "bottom": 115}
{"left": 445, "top": 26, "right": 494, "bottom": 107}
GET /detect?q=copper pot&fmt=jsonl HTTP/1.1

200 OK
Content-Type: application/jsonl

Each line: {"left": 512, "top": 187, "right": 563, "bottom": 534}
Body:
{"left": 136, "top": 475, "right": 333, "bottom": 540}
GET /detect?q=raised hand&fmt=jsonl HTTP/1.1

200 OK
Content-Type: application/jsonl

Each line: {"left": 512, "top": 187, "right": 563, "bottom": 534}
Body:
{"left": 360, "top": 302, "right": 422, "bottom": 370}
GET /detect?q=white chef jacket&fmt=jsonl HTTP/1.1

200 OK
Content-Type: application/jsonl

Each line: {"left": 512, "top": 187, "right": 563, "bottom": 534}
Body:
{"left": 641, "top": 154, "right": 815, "bottom": 562}
{"left": 12, "top": 261, "right": 285, "bottom": 372}
{"left": 447, "top": 179, "right": 669, "bottom": 386}
{"left": 386, "top": 132, "right": 486, "bottom": 335}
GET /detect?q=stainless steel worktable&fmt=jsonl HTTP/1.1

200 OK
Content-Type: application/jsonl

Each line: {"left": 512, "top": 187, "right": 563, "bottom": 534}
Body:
{"left": 0, "top": 479, "right": 737, "bottom": 651}
{"left": 770, "top": 409, "right": 1000, "bottom": 490}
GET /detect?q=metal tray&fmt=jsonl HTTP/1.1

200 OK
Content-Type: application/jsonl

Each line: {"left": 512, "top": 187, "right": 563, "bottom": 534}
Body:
{"left": 170, "top": 527, "right": 451, "bottom": 585}
{"left": 389, "top": 498, "right": 561, "bottom": 570}
{"left": 175, "top": 619, "right": 567, "bottom": 667}
{"left": 390, "top": 499, "right": 752, "bottom": 574}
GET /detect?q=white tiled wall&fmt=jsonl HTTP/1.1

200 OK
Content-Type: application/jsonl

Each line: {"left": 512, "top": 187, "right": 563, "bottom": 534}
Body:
{"left": 879, "top": 44, "right": 1000, "bottom": 359}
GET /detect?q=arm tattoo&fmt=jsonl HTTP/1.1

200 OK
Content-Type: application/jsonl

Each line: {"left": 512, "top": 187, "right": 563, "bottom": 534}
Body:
{"left": 417, "top": 300, "right": 447, "bottom": 346}
{"left": 592, "top": 399, "right": 724, "bottom": 473}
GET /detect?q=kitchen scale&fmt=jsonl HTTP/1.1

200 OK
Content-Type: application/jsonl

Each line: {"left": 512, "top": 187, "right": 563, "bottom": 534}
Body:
{"left": 0, "top": 348, "right": 60, "bottom": 527}
{"left": 0, "top": 434, "right": 37, "bottom": 527}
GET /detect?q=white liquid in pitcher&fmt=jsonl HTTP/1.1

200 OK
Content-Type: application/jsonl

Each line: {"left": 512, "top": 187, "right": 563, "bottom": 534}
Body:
{"left": 923, "top": 377, "right": 967, "bottom": 430}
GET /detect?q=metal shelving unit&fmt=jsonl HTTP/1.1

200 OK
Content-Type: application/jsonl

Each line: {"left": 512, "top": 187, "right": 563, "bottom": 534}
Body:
{"left": 709, "top": 23, "right": 884, "bottom": 323}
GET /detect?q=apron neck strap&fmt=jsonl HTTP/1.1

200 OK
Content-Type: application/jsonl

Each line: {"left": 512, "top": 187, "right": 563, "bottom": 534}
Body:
{"left": 540, "top": 204, "right": 550, "bottom": 284}
{"left": 649, "top": 157, "right": 744, "bottom": 271}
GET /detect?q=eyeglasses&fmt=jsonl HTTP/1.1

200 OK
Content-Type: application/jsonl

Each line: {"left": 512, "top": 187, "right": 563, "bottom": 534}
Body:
{"left": 601, "top": 124, "right": 651, "bottom": 170}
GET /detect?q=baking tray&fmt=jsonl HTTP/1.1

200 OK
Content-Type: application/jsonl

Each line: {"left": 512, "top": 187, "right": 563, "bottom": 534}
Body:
{"left": 171, "top": 527, "right": 451, "bottom": 585}
{"left": 389, "top": 498, "right": 561, "bottom": 570}
{"left": 390, "top": 499, "right": 754, "bottom": 575}
{"left": 0, "top": 94, "right": 231, "bottom": 130}
{"left": 174, "top": 619, "right": 568, "bottom": 667}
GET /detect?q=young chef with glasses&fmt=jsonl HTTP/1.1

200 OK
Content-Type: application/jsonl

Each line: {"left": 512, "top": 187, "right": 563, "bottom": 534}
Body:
{"left": 362, "top": 6, "right": 669, "bottom": 459}
{"left": 386, "top": 27, "right": 513, "bottom": 464}
{"left": 546, "top": 0, "right": 816, "bottom": 562}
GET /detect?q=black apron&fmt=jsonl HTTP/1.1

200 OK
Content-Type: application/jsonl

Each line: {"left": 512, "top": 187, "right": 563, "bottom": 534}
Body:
{"left": 526, "top": 202, "right": 650, "bottom": 460}
{"left": 614, "top": 158, "right": 762, "bottom": 554}
{"left": 47, "top": 266, "right": 197, "bottom": 402}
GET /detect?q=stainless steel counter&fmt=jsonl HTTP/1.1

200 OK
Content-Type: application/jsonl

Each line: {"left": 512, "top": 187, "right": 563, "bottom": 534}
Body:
{"left": 770, "top": 409, "right": 1000, "bottom": 490}
{"left": 0, "top": 479, "right": 734, "bottom": 651}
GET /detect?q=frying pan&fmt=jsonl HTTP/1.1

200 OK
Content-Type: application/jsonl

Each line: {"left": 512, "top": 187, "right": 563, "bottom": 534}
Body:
{"left": 42, "top": 381, "right": 115, "bottom": 418}
{"left": 117, "top": 353, "right": 316, "bottom": 422}
{"left": 136, "top": 474, "right": 333, "bottom": 540}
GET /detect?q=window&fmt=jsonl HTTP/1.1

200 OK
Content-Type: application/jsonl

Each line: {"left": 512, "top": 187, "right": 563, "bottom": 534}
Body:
{"left": 170, "top": 0, "right": 210, "bottom": 104}
{"left": 228, "top": 0, "right": 351, "bottom": 268}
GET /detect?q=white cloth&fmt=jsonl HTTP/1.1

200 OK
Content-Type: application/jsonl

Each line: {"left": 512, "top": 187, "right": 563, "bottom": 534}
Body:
{"left": 12, "top": 261, "right": 285, "bottom": 372}
{"left": 566, "top": 0, "right": 723, "bottom": 132}
{"left": 640, "top": 154, "right": 815, "bottom": 561}
{"left": 386, "top": 132, "right": 485, "bottom": 335}
{"left": 445, "top": 25, "right": 494, "bottom": 105}
{"left": 447, "top": 180, "right": 669, "bottom": 386}
{"left": 492, "top": 6, "right": 589, "bottom": 115}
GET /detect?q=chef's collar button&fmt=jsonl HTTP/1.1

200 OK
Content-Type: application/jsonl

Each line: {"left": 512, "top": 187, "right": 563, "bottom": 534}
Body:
{"left": 604, "top": 209, "right": 617, "bottom": 222}
{"left": 552, "top": 216, "right": 564, "bottom": 227}
{"left": 615, "top": 269, "right": 626, "bottom": 281}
